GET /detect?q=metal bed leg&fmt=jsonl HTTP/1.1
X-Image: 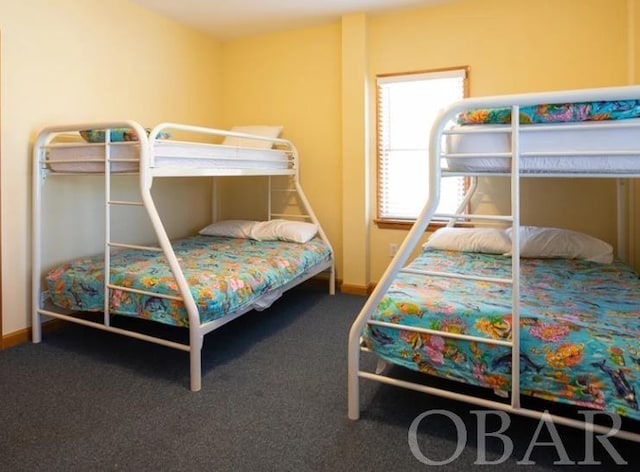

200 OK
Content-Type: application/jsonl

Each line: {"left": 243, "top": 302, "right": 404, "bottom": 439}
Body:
{"left": 32, "top": 312, "right": 42, "bottom": 343}
{"left": 189, "top": 333, "right": 203, "bottom": 392}
{"left": 347, "top": 369, "right": 360, "bottom": 420}
{"left": 329, "top": 263, "right": 336, "bottom": 295}
{"left": 348, "top": 328, "right": 362, "bottom": 420}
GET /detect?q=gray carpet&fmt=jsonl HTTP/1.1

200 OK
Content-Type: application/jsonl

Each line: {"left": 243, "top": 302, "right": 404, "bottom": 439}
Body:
{"left": 1, "top": 289, "right": 638, "bottom": 471}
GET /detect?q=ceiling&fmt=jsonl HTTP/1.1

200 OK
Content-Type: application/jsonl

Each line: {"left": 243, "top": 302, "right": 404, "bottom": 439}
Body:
{"left": 131, "top": 0, "right": 448, "bottom": 40}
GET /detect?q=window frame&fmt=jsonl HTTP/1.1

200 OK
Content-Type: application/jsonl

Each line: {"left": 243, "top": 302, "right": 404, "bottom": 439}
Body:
{"left": 374, "top": 66, "right": 470, "bottom": 230}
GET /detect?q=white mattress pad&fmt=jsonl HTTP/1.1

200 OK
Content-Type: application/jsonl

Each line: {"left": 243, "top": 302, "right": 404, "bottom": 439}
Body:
{"left": 443, "top": 119, "right": 640, "bottom": 173}
{"left": 46, "top": 141, "right": 290, "bottom": 173}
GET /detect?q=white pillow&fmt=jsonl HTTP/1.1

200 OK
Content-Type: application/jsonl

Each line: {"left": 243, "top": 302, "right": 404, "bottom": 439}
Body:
{"left": 222, "top": 125, "right": 283, "bottom": 149}
{"left": 423, "top": 227, "right": 511, "bottom": 254}
{"left": 198, "top": 220, "right": 257, "bottom": 238}
{"left": 249, "top": 219, "right": 319, "bottom": 243}
{"left": 507, "top": 226, "right": 613, "bottom": 264}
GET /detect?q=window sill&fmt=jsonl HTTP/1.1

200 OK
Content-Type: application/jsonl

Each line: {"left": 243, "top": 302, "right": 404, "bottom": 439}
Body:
{"left": 374, "top": 219, "right": 473, "bottom": 231}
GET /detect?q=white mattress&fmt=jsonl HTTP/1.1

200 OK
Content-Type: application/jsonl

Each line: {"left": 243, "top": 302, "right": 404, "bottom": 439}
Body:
{"left": 46, "top": 141, "right": 290, "bottom": 173}
{"left": 443, "top": 118, "right": 640, "bottom": 173}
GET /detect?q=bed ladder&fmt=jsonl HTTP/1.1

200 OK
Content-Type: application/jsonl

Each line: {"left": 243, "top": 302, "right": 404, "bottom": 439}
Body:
{"left": 31, "top": 122, "right": 201, "bottom": 388}
{"left": 94, "top": 125, "right": 203, "bottom": 390}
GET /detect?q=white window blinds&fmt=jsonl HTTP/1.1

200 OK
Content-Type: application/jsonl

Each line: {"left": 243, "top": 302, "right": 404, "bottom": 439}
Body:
{"left": 377, "top": 68, "right": 468, "bottom": 221}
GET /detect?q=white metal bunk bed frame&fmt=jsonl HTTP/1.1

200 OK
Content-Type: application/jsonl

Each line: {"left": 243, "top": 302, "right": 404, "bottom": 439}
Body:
{"left": 32, "top": 120, "right": 335, "bottom": 392}
{"left": 348, "top": 85, "right": 640, "bottom": 442}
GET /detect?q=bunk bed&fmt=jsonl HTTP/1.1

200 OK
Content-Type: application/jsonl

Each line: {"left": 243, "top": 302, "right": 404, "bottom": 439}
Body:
{"left": 348, "top": 86, "right": 640, "bottom": 442}
{"left": 32, "top": 121, "right": 335, "bottom": 391}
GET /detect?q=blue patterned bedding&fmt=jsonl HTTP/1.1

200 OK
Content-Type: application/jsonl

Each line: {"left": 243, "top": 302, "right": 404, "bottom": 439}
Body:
{"left": 457, "top": 100, "right": 640, "bottom": 125}
{"left": 46, "top": 235, "right": 331, "bottom": 327}
{"left": 363, "top": 249, "right": 640, "bottom": 420}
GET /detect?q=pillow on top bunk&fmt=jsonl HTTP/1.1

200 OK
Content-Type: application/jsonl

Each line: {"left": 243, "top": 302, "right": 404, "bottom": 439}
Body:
{"left": 249, "top": 219, "right": 318, "bottom": 243}
{"left": 222, "top": 125, "right": 283, "bottom": 149}
{"left": 506, "top": 226, "right": 614, "bottom": 264}
{"left": 423, "top": 227, "right": 511, "bottom": 254}
{"left": 198, "top": 220, "right": 256, "bottom": 238}
{"left": 79, "top": 128, "right": 171, "bottom": 142}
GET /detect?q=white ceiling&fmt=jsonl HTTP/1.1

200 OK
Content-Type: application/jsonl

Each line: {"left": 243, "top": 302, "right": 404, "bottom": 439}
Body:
{"left": 131, "top": 0, "right": 447, "bottom": 40}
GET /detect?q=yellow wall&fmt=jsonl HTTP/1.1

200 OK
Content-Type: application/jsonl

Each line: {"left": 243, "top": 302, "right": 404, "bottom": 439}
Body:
{"left": 219, "top": 22, "right": 344, "bottom": 270}
{"left": 369, "top": 0, "right": 628, "bottom": 96}
{"left": 340, "top": 13, "right": 370, "bottom": 293}
{"left": 218, "top": 0, "right": 637, "bottom": 291}
{"left": 1, "top": 0, "right": 223, "bottom": 335}
{"left": 367, "top": 0, "right": 632, "bottom": 281}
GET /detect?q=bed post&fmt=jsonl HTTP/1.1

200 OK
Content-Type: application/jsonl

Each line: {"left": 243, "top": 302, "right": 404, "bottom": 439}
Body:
{"left": 509, "top": 105, "right": 522, "bottom": 410}
{"left": 31, "top": 130, "right": 50, "bottom": 344}
{"left": 189, "top": 333, "right": 203, "bottom": 392}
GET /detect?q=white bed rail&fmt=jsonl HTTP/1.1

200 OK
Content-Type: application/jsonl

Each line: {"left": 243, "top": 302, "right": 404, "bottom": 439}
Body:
{"left": 145, "top": 122, "right": 297, "bottom": 177}
{"left": 348, "top": 85, "right": 640, "bottom": 443}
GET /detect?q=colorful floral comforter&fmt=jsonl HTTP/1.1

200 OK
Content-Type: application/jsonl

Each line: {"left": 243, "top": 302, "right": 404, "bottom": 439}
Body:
{"left": 46, "top": 235, "right": 331, "bottom": 327}
{"left": 363, "top": 249, "right": 640, "bottom": 420}
{"left": 457, "top": 99, "right": 640, "bottom": 125}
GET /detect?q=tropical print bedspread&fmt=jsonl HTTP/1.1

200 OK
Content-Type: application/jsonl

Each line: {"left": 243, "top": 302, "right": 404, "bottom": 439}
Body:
{"left": 46, "top": 235, "right": 331, "bottom": 327}
{"left": 363, "top": 249, "right": 640, "bottom": 420}
{"left": 457, "top": 99, "right": 640, "bottom": 125}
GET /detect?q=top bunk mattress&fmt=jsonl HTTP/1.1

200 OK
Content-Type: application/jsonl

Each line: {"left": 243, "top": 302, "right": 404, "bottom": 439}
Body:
{"left": 45, "top": 140, "right": 291, "bottom": 173}
{"left": 444, "top": 99, "right": 640, "bottom": 173}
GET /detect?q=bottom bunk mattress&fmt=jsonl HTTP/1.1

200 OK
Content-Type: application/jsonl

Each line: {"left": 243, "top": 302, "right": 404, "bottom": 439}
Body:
{"left": 45, "top": 235, "right": 331, "bottom": 327}
{"left": 363, "top": 249, "right": 640, "bottom": 420}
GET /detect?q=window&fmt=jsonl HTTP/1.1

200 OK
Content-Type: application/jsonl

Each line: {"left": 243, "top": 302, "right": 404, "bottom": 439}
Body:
{"left": 376, "top": 67, "right": 469, "bottom": 224}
